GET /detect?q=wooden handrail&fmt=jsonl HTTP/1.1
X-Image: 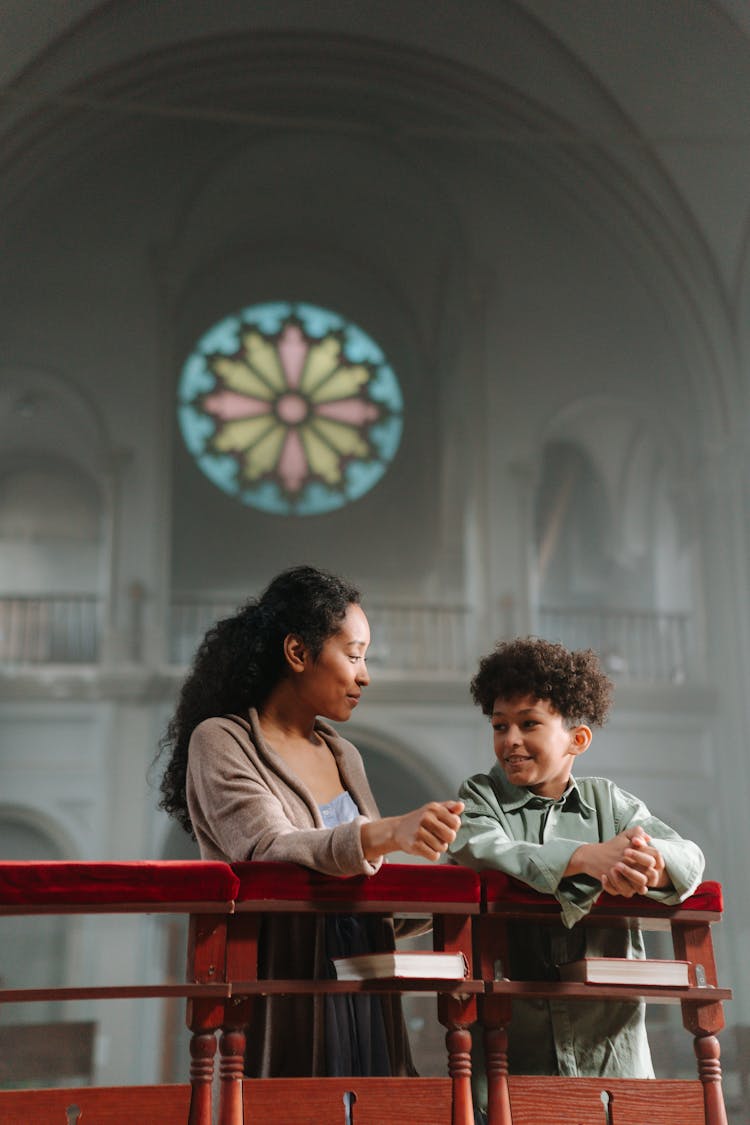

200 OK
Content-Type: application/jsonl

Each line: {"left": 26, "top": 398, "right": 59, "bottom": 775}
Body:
{"left": 0, "top": 862, "right": 731, "bottom": 1125}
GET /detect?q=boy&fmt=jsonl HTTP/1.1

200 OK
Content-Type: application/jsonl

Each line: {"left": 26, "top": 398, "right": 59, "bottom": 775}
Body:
{"left": 448, "top": 637, "right": 704, "bottom": 1110}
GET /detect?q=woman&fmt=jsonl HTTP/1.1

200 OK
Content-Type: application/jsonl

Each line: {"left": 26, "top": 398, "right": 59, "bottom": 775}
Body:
{"left": 159, "top": 564, "right": 463, "bottom": 1079}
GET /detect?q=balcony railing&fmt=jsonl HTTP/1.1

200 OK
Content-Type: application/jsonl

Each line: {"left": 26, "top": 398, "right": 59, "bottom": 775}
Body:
{"left": 168, "top": 596, "right": 246, "bottom": 666}
{"left": 0, "top": 594, "right": 694, "bottom": 683}
{"left": 538, "top": 605, "right": 692, "bottom": 683}
{"left": 0, "top": 596, "right": 101, "bottom": 664}
{"left": 363, "top": 602, "right": 474, "bottom": 674}
{"left": 168, "top": 597, "right": 475, "bottom": 675}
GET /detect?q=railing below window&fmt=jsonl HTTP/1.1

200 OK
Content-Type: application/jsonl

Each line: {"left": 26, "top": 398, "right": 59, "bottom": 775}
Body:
{"left": 168, "top": 596, "right": 245, "bottom": 666}
{"left": 0, "top": 596, "right": 101, "bottom": 664}
{"left": 538, "top": 605, "right": 692, "bottom": 682}
{"left": 169, "top": 598, "right": 476, "bottom": 675}
{"left": 0, "top": 594, "right": 695, "bottom": 683}
{"left": 365, "top": 602, "right": 474, "bottom": 674}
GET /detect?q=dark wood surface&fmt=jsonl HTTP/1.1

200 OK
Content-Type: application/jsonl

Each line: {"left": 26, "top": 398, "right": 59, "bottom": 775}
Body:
{"left": 0, "top": 983, "right": 230, "bottom": 1003}
{"left": 0, "top": 1084, "right": 192, "bottom": 1124}
{"left": 229, "top": 976, "right": 484, "bottom": 995}
{"left": 243, "top": 1076, "right": 453, "bottom": 1123}
{"left": 506, "top": 1076, "right": 706, "bottom": 1125}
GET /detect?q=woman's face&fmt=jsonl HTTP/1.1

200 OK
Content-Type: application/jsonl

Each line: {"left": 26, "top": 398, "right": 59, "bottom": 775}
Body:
{"left": 296, "top": 603, "right": 371, "bottom": 722}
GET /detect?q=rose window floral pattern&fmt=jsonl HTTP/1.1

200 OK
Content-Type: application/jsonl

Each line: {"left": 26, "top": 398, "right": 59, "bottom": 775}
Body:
{"left": 178, "top": 302, "right": 404, "bottom": 515}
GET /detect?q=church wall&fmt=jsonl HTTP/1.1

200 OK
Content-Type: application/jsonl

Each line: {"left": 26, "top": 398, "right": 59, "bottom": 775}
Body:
{"left": 0, "top": 4, "right": 748, "bottom": 1094}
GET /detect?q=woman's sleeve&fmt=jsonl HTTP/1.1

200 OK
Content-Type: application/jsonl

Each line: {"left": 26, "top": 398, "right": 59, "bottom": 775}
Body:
{"left": 187, "top": 720, "right": 382, "bottom": 876}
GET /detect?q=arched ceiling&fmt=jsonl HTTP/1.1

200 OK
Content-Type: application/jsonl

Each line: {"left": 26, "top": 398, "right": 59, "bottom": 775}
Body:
{"left": 0, "top": 0, "right": 748, "bottom": 391}
{"left": 1, "top": 0, "right": 748, "bottom": 303}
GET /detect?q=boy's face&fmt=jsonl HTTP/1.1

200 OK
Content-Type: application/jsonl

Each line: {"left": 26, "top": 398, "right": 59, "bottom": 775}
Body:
{"left": 491, "top": 695, "right": 591, "bottom": 800}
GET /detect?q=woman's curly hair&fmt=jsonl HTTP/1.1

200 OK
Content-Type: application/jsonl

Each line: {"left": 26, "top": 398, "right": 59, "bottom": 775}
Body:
{"left": 470, "top": 636, "right": 613, "bottom": 726}
{"left": 157, "top": 565, "right": 360, "bottom": 835}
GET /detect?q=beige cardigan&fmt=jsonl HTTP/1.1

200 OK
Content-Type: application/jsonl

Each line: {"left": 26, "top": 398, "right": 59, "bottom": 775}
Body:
{"left": 186, "top": 709, "right": 415, "bottom": 1078}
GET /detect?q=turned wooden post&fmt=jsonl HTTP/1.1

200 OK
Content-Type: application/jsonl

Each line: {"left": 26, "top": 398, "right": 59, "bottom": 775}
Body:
{"left": 188, "top": 1031, "right": 217, "bottom": 1125}
{"left": 435, "top": 912, "right": 477, "bottom": 1125}
{"left": 186, "top": 912, "right": 229, "bottom": 1125}
{"left": 693, "top": 1034, "right": 729, "bottom": 1125}
{"left": 445, "top": 1025, "right": 474, "bottom": 1125}
{"left": 218, "top": 1025, "right": 246, "bottom": 1125}
{"left": 218, "top": 911, "right": 260, "bottom": 1125}
{"left": 671, "top": 916, "right": 728, "bottom": 1125}
{"left": 477, "top": 914, "right": 513, "bottom": 1125}
{"left": 482, "top": 1017, "right": 512, "bottom": 1125}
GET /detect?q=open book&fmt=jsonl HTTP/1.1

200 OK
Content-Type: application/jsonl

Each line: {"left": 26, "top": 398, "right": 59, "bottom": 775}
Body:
{"left": 558, "top": 957, "right": 690, "bottom": 986}
{"left": 332, "top": 951, "right": 469, "bottom": 981}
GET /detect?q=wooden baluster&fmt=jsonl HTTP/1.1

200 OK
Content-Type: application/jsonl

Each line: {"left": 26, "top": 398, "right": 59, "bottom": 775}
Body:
{"left": 477, "top": 914, "right": 513, "bottom": 1125}
{"left": 694, "top": 1035, "right": 728, "bottom": 1125}
{"left": 483, "top": 1017, "right": 512, "bottom": 1125}
{"left": 445, "top": 1025, "right": 474, "bottom": 1125}
{"left": 218, "top": 1025, "right": 247, "bottom": 1125}
{"left": 435, "top": 913, "right": 477, "bottom": 1125}
{"left": 188, "top": 1031, "right": 217, "bottom": 1125}
{"left": 186, "top": 912, "right": 229, "bottom": 1125}
{"left": 672, "top": 918, "right": 728, "bottom": 1125}
{"left": 219, "top": 912, "right": 259, "bottom": 1125}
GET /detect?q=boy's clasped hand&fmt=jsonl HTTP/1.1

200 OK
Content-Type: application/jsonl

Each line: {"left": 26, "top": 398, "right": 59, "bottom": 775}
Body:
{"left": 598, "top": 826, "right": 668, "bottom": 897}
{"left": 566, "top": 824, "right": 669, "bottom": 897}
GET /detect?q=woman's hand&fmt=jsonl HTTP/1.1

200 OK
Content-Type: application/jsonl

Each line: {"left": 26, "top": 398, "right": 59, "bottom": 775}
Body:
{"left": 361, "top": 800, "right": 464, "bottom": 862}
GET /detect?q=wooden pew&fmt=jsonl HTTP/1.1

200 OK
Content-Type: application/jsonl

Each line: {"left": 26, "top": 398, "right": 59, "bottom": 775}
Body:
{"left": 0, "top": 860, "right": 239, "bottom": 1125}
{"left": 220, "top": 861, "right": 483, "bottom": 1125}
{"left": 477, "top": 874, "right": 731, "bottom": 1125}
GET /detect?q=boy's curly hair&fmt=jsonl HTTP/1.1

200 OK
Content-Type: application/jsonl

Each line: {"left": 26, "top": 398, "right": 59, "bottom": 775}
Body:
{"left": 470, "top": 636, "right": 613, "bottom": 726}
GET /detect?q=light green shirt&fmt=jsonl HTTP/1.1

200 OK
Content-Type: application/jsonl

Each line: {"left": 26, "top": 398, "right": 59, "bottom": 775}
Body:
{"left": 448, "top": 767, "right": 705, "bottom": 1100}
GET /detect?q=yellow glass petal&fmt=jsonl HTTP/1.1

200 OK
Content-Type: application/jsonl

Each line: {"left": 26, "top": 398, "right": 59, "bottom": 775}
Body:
{"left": 209, "top": 356, "right": 276, "bottom": 401}
{"left": 299, "top": 337, "right": 341, "bottom": 397}
{"left": 211, "top": 415, "right": 278, "bottom": 454}
{"left": 241, "top": 329, "right": 287, "bottom": 393}
{"left": 309, "top": 416, "right": 368, "bottom": 458}
{"left": 309, "top": 364, "right": 370, "bottom": 404}
{"left": 301, "top": 424, "right": 343, "bottom": 485}
{"left": 242, "top": 423, "right": 286, "bottom": 481}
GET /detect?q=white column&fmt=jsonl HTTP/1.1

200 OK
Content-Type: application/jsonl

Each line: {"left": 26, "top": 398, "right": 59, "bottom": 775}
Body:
{"left": 696, "top": 437, "right": 750, "bottom": 1022}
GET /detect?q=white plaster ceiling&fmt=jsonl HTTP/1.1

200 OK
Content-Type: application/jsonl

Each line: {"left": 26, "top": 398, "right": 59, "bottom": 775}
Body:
{"left": 1, "top": 0, "right": 749, "bottom": 301}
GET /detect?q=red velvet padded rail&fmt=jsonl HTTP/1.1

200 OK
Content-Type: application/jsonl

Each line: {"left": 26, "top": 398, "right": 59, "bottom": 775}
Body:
{"left": 0, "top": 861, "right": 240, "bottom": 906}
{"left": 480, "top": 871, "right": 723, "bottom": 914}
{"left": 232, "top": 861, "right": 481, "bottom": 905}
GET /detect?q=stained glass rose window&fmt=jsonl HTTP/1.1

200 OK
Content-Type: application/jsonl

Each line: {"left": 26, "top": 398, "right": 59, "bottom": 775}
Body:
{"left": 178, "top": 301, "right": 404, "bottom": 515}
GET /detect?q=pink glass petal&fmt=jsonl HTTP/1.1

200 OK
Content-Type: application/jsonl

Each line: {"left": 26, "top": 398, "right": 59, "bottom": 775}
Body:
{"left": 203, "top": 390, "right": 272, "bottom": 420}
{"left": 277, "top": 427, "right": 308, "bottom": 492}
{"left": 277, "top": 324, "right": 309, "bottom": 389}
{"left": 276, "top": 393, "right": 309, "bottom": 425}
{"left": 313, "top": 398, "right": 380, "bottom": 425}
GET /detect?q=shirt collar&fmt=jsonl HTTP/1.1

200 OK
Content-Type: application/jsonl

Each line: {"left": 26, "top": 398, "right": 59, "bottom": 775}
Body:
{"left": 489, "top": 765, "right": 595, "bottom": 813}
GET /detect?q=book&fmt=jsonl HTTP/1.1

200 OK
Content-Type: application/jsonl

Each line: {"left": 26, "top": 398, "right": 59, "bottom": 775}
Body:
{"left": 557, "top": 957, "right": 690, "bottom": 987}
{"left": 332, "top": 951, "right": 469, "bottom": 981}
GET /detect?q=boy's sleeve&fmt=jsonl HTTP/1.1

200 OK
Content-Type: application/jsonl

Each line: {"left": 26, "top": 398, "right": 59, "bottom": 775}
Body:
{"left": 449, "top": 776, "right": 597, "bottom": 925}
{"left": 611, "top": 784, "right": 705, "bottom": 903}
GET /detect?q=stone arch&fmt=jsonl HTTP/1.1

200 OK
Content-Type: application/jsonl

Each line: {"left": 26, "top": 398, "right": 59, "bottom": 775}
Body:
{"left": 0, "top": 16, "right": 737, "bottom": 447}
{"left": 537, "top": 395, "right": 696, "bottom": 608}
{"left": 346, "top": 723, "right": 453, "bottom": 817}
{"left": 0, "top": 809, "right": 72, "bottom": 1026}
